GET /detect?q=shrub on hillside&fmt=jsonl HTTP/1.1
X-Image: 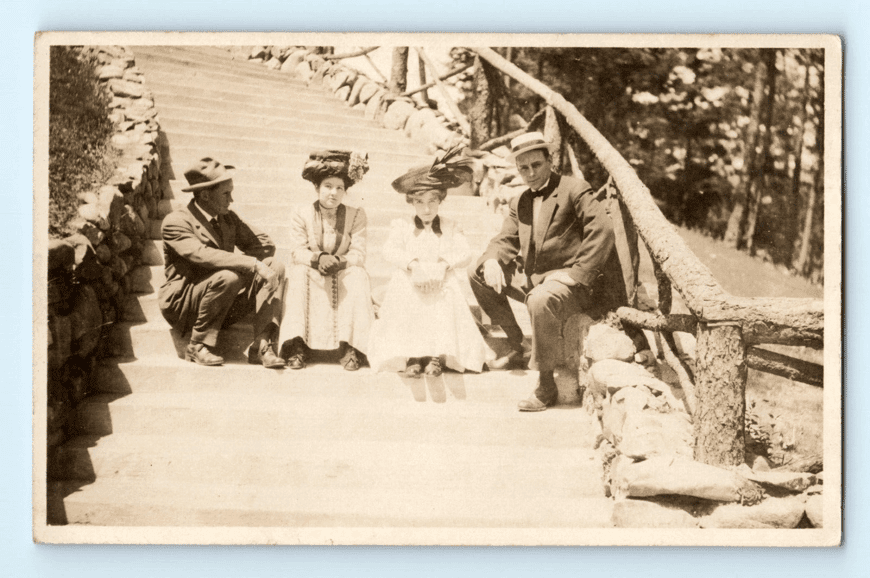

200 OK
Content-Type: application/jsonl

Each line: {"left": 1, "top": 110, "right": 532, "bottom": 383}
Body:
{"left": 49, "top": 46, "right": 117, "bottom": 238}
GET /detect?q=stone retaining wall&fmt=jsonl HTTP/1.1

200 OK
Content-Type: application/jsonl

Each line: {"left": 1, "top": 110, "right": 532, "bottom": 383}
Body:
{"left": 47, "top": 45, "right": 163, "bottom": 475}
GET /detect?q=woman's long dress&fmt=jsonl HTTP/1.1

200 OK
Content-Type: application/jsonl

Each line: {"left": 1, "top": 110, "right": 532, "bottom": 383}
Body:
{"left": 367, "top": 216, "right": 493, "bottom": 373}
{"left": 279, "top": 202, "right": 374, "bottom": 353}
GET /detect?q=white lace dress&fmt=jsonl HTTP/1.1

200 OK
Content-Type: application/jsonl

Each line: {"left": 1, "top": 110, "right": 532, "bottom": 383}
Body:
{"left": 367, "top": 216, "right": 493, "bottom": 373}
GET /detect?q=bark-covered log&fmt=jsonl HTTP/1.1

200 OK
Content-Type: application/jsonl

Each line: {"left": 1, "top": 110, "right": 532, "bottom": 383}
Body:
{"left": 469, "top": 56, "right": 493, "bottom": 150}
{"left": 415, "top": 47, "right": 470, "bottom": 134}
{"left": 653, "top": 257, "right": 672, "bottom": 314}
{"left": 471, "top": 47, "right": 822, "bottom": 342}
{"left": 694, "top": 323, "right": 746, "bottom": 466}
{"left": 746, "top": 346, "right": 824, "bottom": 387}
{"left": 399, "top": 63, "right": 472, "bottom": 98}
{"left": 617, "top": 307, "right": 698, "bottom": 334}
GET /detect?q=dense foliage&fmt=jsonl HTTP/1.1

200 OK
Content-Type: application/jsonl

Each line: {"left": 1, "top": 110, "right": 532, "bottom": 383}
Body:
{"left": 450, "top": 47, "right": 826, "bottom": 282}
{"left": 49, "top": 46, "right": 116, "bottom": 238}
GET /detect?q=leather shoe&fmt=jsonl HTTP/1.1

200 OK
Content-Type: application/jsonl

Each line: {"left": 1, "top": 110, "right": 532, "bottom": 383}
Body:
{"left": 340, "top": 345, "right": 364, "bottom": 372}
{"left": 248, "top": 341, "right": 286, "bottom": 369}
{"left": 404, "top": 357, "right": 423, "bottom": 378}
{"left": 186, "top": 342, "right": 224, "bottom": 366}
{"left": 424, "top": 357, "right": 443, "bottom": 377}
{"left": 488, "top": 348, "right": 526, "bottom": 370}
{"left": 281, "top": 338, "right": 307, "bottom": 370}
{"left": 517, "top": 395, "right": 556, "bottom": 412}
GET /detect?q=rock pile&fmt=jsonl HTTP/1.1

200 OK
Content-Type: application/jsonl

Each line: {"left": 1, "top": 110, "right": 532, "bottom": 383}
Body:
{"left": 47, "top": 45, "right": 163, "bottom": 475}
{"left": 241, "top": 46, "right": 469, "bottom": 159}
{"left": 586, "top": 320, "right": 823, "bottom": 529}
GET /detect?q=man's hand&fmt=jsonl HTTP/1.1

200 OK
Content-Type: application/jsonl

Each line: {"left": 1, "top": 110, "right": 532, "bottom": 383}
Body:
{"left": 544, "top": 271, "right": 577, "bottom": 287}
{"left": 318, "top": 254, "right": 340, "bottom": 276}
{"left": 255, "top": 260, "right": 279, "bottom": 293}
{"left": 482, "top": 258, "right": 506, "bottom": 294}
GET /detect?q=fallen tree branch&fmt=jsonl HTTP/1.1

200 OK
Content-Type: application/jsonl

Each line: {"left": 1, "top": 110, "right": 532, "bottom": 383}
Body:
{"left": 617, "top": 307, "right": 698, "bottom": 334}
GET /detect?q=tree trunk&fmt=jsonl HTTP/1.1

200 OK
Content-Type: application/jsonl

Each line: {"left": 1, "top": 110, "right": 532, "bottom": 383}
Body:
{"left": 787, "top": 57, "right": 811, "bottom": 262}
{"left": 469, "top": 56, "right": 493, "bottom": 150}
{"left": 743, "top": 49, "right": 779, "bottom": 254}
{"left": 417, "top": 53, "right": 428, "bottom": 103}
{"left": 694, "top": 323, "right": 746, "bottom": 467}
{"left": 794, "top": 58, "right": 824, "bottom": 278}
{"left": 388, "top": 47, "right": 409, "bottom": 94}
{"left": 723, "top": 54, "right": 767, "bottom": 248}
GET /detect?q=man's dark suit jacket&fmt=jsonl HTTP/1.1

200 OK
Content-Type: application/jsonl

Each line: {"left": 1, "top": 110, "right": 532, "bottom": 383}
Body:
{"left": 158, "top": 200, "right": 275, "bottom": 322}
{"left": 477, "top": 172, "right": 625, "bottom": 307}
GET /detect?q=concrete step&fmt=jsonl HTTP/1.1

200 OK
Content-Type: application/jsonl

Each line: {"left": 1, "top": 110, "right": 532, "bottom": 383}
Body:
{"left": 58, "top": 476, "right": 611, "bottom": 527}
{"left": 160, "top": 131, "right": 432, "bottom": 168}
{"left": 156, "top": 102, "right": 421, "bottom": 144}
{"left": 135, "top": 46, "right": 318, "bottom": 86}
{"left": 55, "top": 431, "right": 601, "bottom": 493}
{"left": 158, "top": 116, "right": 434, "bottom": 156}
{"left": 159, "top": 118, "right": 433, "bottom": 159}
{"left": 70, "top": 386, "right": 594, "bottom": 445}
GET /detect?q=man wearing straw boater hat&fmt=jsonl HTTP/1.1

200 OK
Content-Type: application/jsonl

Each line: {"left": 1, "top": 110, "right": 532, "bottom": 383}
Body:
{"left": 471, "top": 132, "right": 626, "bottom": 411}
{"left": 159, "top": 157, "right": 286, "bottom": 368}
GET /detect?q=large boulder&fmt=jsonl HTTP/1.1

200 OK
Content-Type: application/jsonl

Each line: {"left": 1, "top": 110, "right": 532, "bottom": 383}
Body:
{"left": 98, "top": 64, "right": 125, "bottom": 80}
{"left": 364, "top": 91, "right": 386, "bottom": 121}
{"left": 107, "top": 79, "right": 145, "bottom": 98}
{"left": 281, "top": 50, "right": 308, "bottom": 73}
{"left": 589, "top": 359, "right": 669, "bottom": 395}
{"left": 611, "top": 498, "right": 699, "bottom": 528}
{"left": 700, "top": 496, "right": 807, "bottom": 529}
{"left": 618, "top": 409, "right": 694, "bottom": 461}
{"left": 404, "top": 107, "right": 440, "bottom": 140}
{"left": 613, "top": 456, "right": 764, "bottom": 504}
{"left": 736, "top": 466, "right": 817, "bottom": 493}
{"left": 804, "top": 494, "right": 823, "bottom": 527}
{"left": 585, "top": 323, "right": 636, "bottom": 363}
{"left": 382, "top": 100, "right": 417, "bottom": 131}
{"left": 69, "top": 285, "right": 102, "bottom": 357}
{"left": 294, "top": 61, "right": 313, "bottom": 83}
{"left": 347, "top": 77, "right": 369, "bottom": 106}
{"left": 358, "top": 82, "right": 380, "bottom": 104}
{"left": 48, "top": 239, "right": 75, "bottom": 272}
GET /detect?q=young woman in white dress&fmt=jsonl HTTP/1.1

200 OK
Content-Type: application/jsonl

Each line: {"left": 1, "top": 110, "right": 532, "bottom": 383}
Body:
{"left": 367, "top": 146, "right": 494, "bottom": 377}
{"left": 279, "top": 150, "right": 374, "bottom": 371}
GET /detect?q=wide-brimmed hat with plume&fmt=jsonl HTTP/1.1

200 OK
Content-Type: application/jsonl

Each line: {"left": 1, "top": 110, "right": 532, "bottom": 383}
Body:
{"left": 301, "top": 150, "right": 369, "bottom": 187}
{"left": 391, "top": 144, "right": 474, "bottom": 194}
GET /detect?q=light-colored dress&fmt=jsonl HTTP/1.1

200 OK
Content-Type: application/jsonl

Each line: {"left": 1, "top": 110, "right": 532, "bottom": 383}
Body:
{"left": 367, "top": 216, "right": 493, "bottom": 373}
{"left": 279, "top": 202, "right": 374, "bottom": 353}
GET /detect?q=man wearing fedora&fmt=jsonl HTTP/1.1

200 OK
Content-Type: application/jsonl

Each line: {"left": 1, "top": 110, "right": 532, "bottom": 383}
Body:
{"left": 159, "top": 157, "right": 286, "bottom": 368}
{"left": 470, "top": 132, "right": 626, "bottom": 411}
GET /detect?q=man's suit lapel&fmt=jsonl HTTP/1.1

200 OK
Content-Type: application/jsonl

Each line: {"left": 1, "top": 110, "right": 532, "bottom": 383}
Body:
{"left": 533, "top": 173, "right": 562, "bottom": 251}
{"left": 187, "top": 201, "right": 221, "bottom": 248}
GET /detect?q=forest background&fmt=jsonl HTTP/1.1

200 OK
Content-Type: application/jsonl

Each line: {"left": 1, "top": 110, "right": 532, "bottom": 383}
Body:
{"left": 445, "top": 47, "right": 826, "bottom": 284}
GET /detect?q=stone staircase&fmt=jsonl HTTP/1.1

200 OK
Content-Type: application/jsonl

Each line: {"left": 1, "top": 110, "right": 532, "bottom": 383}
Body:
{"left": 48, "top": 45, "right": 610, "bottom": 529}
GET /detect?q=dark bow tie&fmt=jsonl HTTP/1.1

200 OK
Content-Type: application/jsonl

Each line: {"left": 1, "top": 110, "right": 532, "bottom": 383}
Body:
{"left": 414, "top": 215, "right": 442, "bottom": 236}
{"left": 530, "top": 182, "right": 555, "bottom": 199}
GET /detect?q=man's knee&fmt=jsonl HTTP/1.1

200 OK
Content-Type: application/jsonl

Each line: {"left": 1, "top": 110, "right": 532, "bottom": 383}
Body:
{"left": 208, "top": 269, "right": 245, "bottom": 293}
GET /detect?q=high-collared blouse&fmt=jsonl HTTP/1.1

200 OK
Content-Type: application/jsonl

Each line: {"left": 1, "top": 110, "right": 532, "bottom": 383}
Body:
{"left": 289, "top": 202, "right": 367, "bottom": 269}
{"left": 382, "top": 215, "right": 471, "bottom": 272}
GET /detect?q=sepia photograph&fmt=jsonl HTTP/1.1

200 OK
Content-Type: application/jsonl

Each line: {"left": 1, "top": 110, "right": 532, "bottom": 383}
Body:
{"left": 32, "top": 32, "right": 841, "bottom": 546}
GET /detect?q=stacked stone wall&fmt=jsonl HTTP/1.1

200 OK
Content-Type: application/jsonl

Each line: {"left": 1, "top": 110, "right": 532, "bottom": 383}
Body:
{"left": 47, "top": 45, "right": 163, "bottom": 475}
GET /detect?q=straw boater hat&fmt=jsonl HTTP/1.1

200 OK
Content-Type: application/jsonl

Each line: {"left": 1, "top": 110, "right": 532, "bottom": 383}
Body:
{"left": 301, "top": 150, "right": 369, "bottom": 187}
{"left": 505, "top": 131, "right": 554, "bottom": 162}
{"left": 181, "top": 157, "right": 236, "bottom": 192}
{"left": 391, "top": 144, "right": 474, "bottom": 194}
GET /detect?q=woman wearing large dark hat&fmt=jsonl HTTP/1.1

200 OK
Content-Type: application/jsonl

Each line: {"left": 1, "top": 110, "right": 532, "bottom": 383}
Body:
{"left": 367, "top": 145, "right": 494, "bottom": 377}
{"left": 278, "top": 150, "right": 374, "bottom": 371}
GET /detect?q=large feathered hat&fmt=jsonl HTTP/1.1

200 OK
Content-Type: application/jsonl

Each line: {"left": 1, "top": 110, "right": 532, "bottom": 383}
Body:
{"left": 391, "top": 144, "right": 474, "bottom": 194}
{"left": 301, "top": 150, "right": 369, "bottom": 187}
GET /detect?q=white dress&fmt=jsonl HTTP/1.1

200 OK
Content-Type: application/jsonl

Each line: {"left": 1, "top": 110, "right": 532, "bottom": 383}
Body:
{"left": 367, "top": 216, "right": 493, "bottom": 373}
{"left": 279, "top": 203, "right": 374, "bottom": 353}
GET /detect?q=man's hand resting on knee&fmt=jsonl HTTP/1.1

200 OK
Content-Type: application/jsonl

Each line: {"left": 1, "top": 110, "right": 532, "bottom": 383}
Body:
{"left": 482, "top": 258, "right": 506, "bottom": 294}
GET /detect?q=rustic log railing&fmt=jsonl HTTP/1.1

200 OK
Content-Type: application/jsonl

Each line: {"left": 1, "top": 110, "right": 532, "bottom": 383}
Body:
{"left": 467, "top": 47, "right": 824, "bottom": 468}
{"left": 366, "top": 46, "right": 824, "bottom": 468}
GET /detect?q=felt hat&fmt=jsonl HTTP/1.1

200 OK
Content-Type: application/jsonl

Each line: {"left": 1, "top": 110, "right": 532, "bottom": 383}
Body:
{"left": 180, "top": 157, "right": 236, "bottom": 192}
{"left": 391, "top": 144, "right": 474, "bottom": 194}
{"left": 301, "top": 150, "right": 369, "bottom": 187}
{"left": 505, "top": 131, "right": 553, "bottom": 162}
